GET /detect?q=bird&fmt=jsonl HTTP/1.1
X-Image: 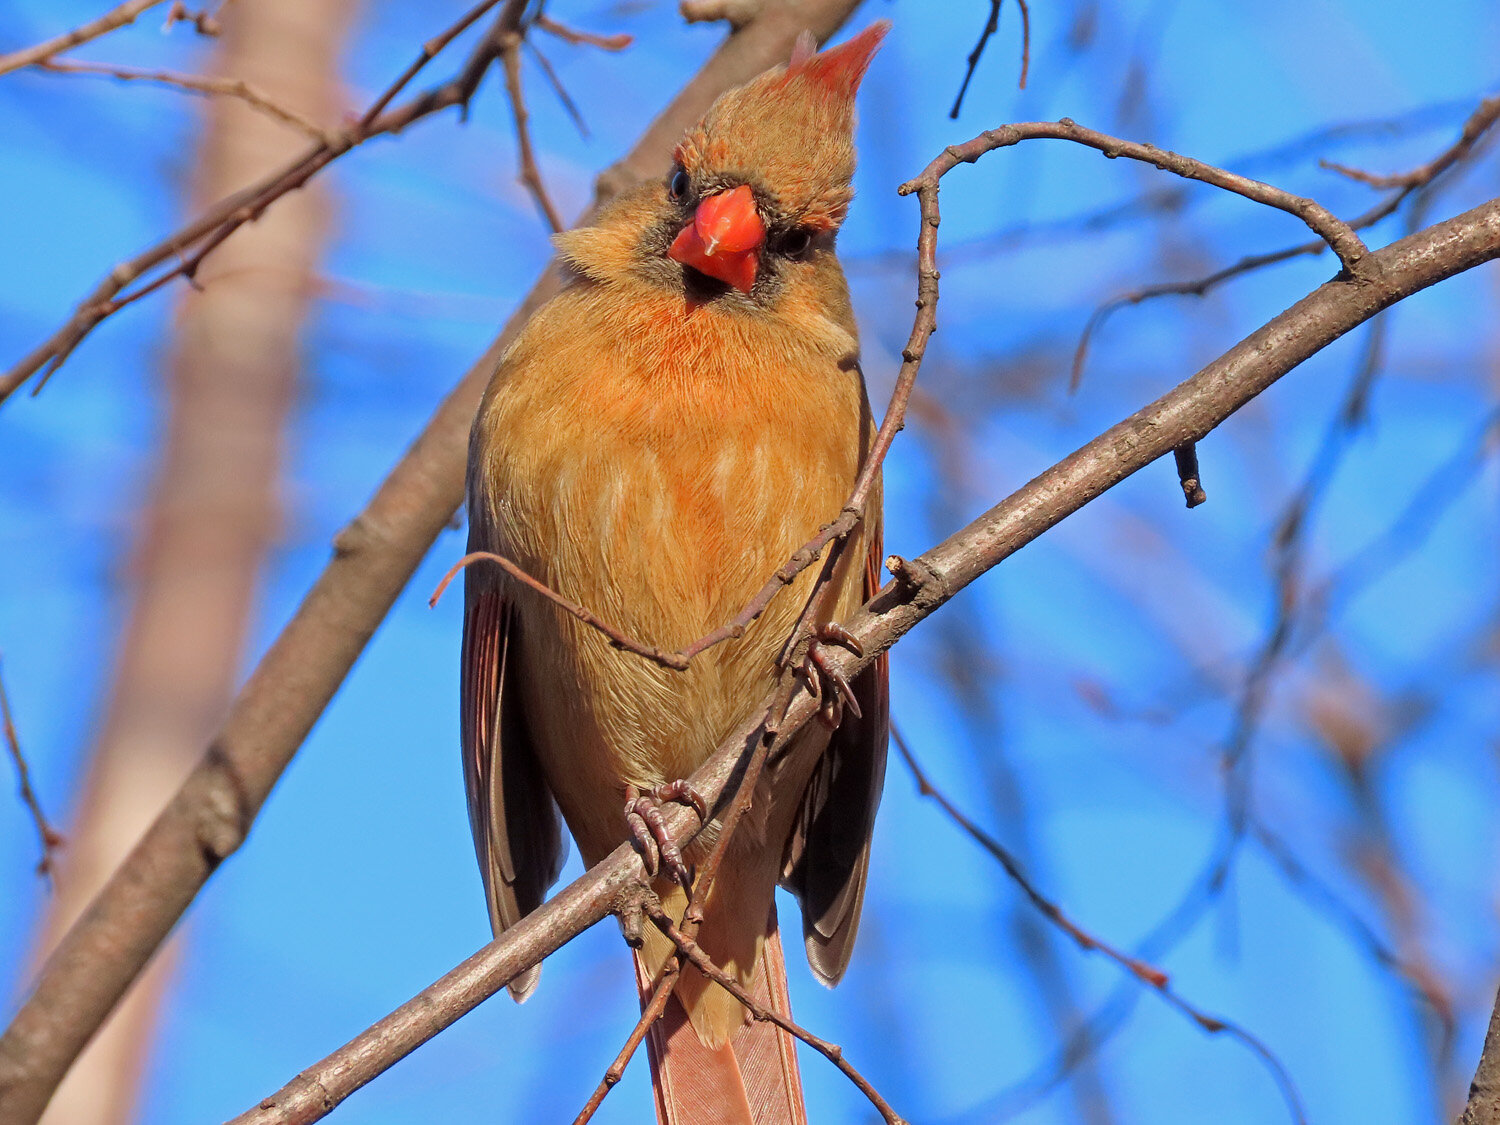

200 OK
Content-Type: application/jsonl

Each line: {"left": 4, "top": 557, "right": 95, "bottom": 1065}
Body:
{"left": 461, "top": 22, "right": 890, "bottom": 1124}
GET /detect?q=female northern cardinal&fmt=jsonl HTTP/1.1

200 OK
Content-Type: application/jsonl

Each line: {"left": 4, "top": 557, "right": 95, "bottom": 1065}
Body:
{"left": 462, "top": 23, "right": 889, "bottom": 1124}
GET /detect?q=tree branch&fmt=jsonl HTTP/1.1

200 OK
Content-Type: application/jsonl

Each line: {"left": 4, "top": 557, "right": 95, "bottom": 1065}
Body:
{"left": 891, "top": 724, "right": 1167, "bottom": 988}
{"left": 31, "top": 58, "right": 333, "bottom": 142}
{"left": 948, "top": 0, "right": 1030, "bottom": 119}
{"left": 0, "top": 660, "right": 63, "bottom": 882}
{"left": 570, "top": 718, "right": 772, "bottom": 1124}
{"left": 919, "top": 118, "right": 1369, "bottom": 271}
{"left": 497, "top": 23, "right": 566, "bottom": 233}
{"left": 0, "top": 0, "right": 168, "bottom": 77}
{"left": 892, "top": 724, "right": 1305, "bottom": 1116}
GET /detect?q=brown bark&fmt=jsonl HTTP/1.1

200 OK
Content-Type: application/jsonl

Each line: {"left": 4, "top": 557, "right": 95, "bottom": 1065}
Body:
{"left": 28, "top": 2, "right": 355, "bottom": 1123}
{"left": 0, "top": 4, "right": 868, "bottom": 1122}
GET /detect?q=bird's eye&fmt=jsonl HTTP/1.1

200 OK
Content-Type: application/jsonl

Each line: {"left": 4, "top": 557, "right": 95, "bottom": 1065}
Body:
{"left": 667, "top": 168, "right": 690, "bottom": 201}
{"left": 777, "top": 227, "right": 814, "bottom": 258}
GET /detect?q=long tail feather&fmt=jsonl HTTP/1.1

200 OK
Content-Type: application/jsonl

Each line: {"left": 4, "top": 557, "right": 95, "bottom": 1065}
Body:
{"left": 635, "top": 910, "right": 807, "bottom": 1125}
{"left": 735, "top": 924, "right": 807, "bottom": 1125}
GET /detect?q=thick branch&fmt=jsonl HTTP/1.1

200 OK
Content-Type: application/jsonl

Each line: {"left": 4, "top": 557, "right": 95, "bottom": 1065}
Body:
{"left": 228, "top": 190, "right": 1500, "bottom": 1125}
{"left": 0, "top": 4, "right": 868, "bottom": 1122}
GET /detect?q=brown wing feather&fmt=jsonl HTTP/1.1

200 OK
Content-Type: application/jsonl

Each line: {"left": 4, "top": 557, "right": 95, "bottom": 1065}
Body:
{"left": 461, "top": 510, "right": 565, "bottom": 1001}
{"left": 782, "top": 513, "right": 890, "bottom": 986}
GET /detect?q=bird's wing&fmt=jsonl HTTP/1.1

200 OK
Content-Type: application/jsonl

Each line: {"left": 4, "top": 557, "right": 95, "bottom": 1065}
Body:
{"left": 461, "top": 498, "right": 565, "bottom": 1001}
{"left": 782, "top": 503, "right": 890, "bottom": 986}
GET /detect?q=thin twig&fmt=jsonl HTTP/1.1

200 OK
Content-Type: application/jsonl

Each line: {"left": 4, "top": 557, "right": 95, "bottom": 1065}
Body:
{"left": 0, "top": 659, "right": 64, "bottom": 882}
{"left": 936, "top": 119, "right": 1369, "bottom": 270}
{"left": 1321, "top": 94, "right": 1500, "bottom": 190}
{"left": 575, "top": 694, "right": 786, "bottom": 1124}
{"left": 949, "top": 0, "right": 1000, "bottom": 119}
{"left": 1016, "top": 0, "right": 1030, "bottom": 91}
{"left": 569, "top": 950, "right": 682, "bottom": 1125}
{"left": 852, "top": 97, "right": 1478, "bottom": 275}
{"left": 524, "top": 38, "right": 589, "bottom": 138}
{"left": 534, "top": 13, "right": 632, "bottom": 52}
{"left": 32, "top": 59, "right": 332, "bottom": 142}
{"left": 1172, "top": 442, "right": 1207, "bottom": 507}
{"left": 498, "top": 26, "right": 566, "bottom": 233}
{"left": 894, "top": 723, "right": 1307, "bottom": 1122}
{"left": 893, "top": 724, "right": 1168, "bottom": 988}
{"left": 644, "top": 902, "right": 908, "bottom": 1125}
{"left": 1210, "top": 308, "right": 1396, "bottom": 899}
{"left": 357, "top": 0, "right": 509, "bottom": 127}
{"left": 1251, "top": 821, "right": 1455, "bottom": 1042}
{"left": 431, "top": 551, "right": 689, "bottom": 668}
{"left": 948, "top": 0, "right": 1030, "bottom": 119}
{"left": 161, "top": 0, "right": 222, "bottom": 37}
{"left": 1305, "top": 402, "right": 1500, "bottom": 640}
{"left": 0, "top": 0, "right": 168, "bottom": 77}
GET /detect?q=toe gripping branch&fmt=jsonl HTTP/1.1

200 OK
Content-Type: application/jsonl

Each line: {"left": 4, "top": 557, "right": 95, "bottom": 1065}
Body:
{"left": 797, "top": 623, "right": 864, "bottom": 728}
{"left": 625, "top": 780, "right": 708, "bottom": 887}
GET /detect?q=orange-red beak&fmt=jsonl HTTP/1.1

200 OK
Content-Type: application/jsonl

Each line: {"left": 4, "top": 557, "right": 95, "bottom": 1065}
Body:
{"left": 668, "top": 184, "right": 765, "bottom": 293}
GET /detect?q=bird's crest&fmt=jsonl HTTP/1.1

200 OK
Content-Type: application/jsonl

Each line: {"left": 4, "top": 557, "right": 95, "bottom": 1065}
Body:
{"left": 782, "top": 20, "right": 888, "bottom": 101}
{"left": 673, "top": 21, "right": 890, "bottom": 233}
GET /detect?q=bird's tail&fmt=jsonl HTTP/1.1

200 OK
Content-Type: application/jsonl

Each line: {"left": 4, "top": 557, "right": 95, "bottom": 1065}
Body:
{"left": 634, "top": 909, "right": 807, "bottom": 1125}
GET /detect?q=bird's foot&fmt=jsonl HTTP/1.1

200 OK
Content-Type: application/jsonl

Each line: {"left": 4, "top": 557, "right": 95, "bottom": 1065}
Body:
{"left": 796, "top": 623, "right": 864, "bottom": 729}
{"left": 624, "top": 780, "right": 707, "bottom": 888}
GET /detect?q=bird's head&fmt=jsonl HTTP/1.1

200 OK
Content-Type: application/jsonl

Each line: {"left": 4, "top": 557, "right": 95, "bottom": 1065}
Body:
{"left": 555, "top": 21, "right": 888, "bottom": 309}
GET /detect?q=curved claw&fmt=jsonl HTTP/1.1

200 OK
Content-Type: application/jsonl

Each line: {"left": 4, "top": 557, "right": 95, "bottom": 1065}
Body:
{"left": 624, "top": 789, "right": 660, "bottom": 878}
{"left": 623, "top": 781, "right": 704, "bottom": 888}
{"left": 816, "top": 622, "right": 864, "bottom": 658}
{"left": 801, "top": 641, "right": 863, "bottom": 729}
{"left": 653, "top": 778, "right": 708, "bottom": 824}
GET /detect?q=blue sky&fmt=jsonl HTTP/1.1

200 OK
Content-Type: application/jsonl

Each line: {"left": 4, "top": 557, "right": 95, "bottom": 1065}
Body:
{"left": 3, "top": 1, "right": 1500, "bottom": 1122}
